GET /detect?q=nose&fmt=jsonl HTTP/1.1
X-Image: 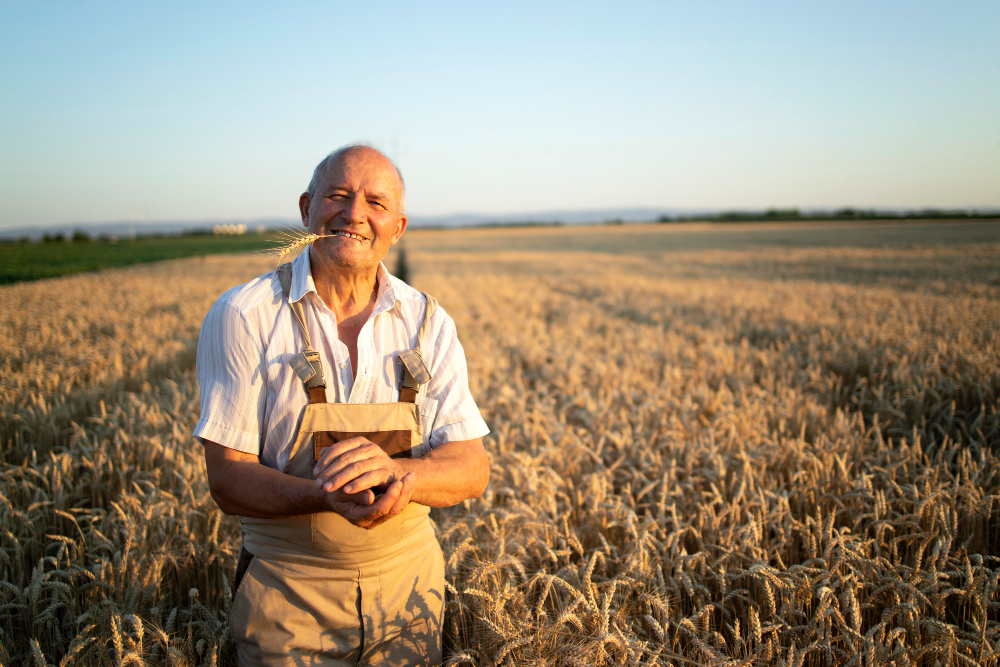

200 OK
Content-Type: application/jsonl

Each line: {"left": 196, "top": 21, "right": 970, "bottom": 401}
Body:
{"left": 343, "top": 195, "right": 367, "bottom": 224}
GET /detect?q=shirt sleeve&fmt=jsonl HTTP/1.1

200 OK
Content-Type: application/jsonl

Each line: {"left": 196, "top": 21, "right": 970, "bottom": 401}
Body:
{"left": 193, "top": 297, "right": 268, "bottom": 455}
{"left": 423, "top": 310, "right": 490, "bottom": 448}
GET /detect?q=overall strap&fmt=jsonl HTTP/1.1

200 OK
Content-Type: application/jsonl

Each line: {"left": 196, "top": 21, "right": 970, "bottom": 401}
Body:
{"left": 276, "top": 263, "right": 327, "bottom": 404}
{"left": 398, "top": 293, "right": 437, "bottom": 403}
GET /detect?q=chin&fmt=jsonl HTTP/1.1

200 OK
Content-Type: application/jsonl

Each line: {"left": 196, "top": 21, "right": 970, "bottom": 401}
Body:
{"left": 319, "top": 250, "right": 376, "bottom": 271}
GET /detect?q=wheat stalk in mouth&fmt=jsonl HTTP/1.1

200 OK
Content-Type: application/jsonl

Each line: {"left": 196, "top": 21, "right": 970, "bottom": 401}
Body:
{"left": 263, "top": 228, "right": 335, "bottom": 262}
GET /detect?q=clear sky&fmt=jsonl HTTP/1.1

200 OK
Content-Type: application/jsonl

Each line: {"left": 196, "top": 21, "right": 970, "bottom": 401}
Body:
{"left": 1, "top": 1, "right": 997, "bottom": 230}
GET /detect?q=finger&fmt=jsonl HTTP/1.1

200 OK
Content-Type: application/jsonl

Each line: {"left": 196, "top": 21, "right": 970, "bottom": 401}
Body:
{"left": 363, "top": 476, "right": 413, "bottom": 529}
{"left": 314, "top": 442, "right": 386, "bottom": 482}
{"left": 313, "top": 437, "right": 375, "bottom": 474}
{"left": 320, "top": 458, "right": 392, "bottom": 493}
{"left": 386, "top": 472, "right": 415, "bottom": 516}
{"left": 343, "top": 469, "right": 393, "bottom": 494}
{"left": 317, "top": 445, "right": 400, "bottom": 487}
{"left": 316, "top": 445, "right": 390, "bottom": 486}
{"left": 315, "top": 436, "right": 368, "bottom": 465}
{"left": 354, "top": 481, "right": 403, "bottom": 528}
{"left": 340, "top": 488, "right": 375, "bottom": 506}
{"left": 326, "top": 488, "right": 377, "bottom": 517}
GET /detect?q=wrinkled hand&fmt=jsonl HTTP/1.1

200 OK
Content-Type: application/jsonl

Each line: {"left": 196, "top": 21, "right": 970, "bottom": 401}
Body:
{"left": 323, "top": 473, "right": 417, "bottom": 530}
{"left": 314, "top": 437, "right": 415, "bottom": 529}
{"left": 314, "top": 436, "right": 403, "bottom": 495}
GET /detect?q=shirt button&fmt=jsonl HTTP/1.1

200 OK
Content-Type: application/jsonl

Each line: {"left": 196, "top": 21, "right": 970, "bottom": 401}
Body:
{"left": 339, "top": 362, "right": 347, "bottom": 369}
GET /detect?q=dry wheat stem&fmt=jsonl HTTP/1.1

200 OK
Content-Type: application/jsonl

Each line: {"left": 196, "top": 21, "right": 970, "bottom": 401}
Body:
{"left": 264, "top": 228, "right": 336, "bottom": 262}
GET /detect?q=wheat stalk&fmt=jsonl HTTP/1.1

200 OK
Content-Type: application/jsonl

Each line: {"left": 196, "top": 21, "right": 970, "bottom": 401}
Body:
{"left": 262, "top": 227, "right": 336, "bottom": 263}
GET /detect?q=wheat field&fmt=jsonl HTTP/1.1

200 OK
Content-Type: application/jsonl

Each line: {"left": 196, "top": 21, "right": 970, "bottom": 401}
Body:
{"left": 1, "top": 221, "right": 998, "bottom": 666}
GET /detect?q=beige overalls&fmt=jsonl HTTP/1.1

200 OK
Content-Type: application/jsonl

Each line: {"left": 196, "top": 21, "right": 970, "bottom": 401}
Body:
{"left": 230, "top": 263, "right": 445, "bottom": 666}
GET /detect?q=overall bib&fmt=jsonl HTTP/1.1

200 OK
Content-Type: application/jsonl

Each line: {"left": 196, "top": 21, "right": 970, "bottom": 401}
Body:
{"left": 230, "top": 263, "right": 445, "bottom": 666}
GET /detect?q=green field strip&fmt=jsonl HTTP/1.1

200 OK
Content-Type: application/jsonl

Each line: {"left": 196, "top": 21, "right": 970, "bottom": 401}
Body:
{"left": 0, "top": 234, "right": 278, "bottom": 284}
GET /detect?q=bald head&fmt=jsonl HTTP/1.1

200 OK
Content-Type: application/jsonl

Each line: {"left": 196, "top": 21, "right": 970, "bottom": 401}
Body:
{"left": 307, "top": 144, "right": 406, "bottom": 212}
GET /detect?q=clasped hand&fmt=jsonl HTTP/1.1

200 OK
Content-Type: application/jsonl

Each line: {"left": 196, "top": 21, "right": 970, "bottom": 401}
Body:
{"left": 313, "top": 436, "right": 416, "bottom": 530}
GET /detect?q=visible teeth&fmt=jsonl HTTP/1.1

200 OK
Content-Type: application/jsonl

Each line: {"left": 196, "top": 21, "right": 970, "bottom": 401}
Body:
{"left": 331, "top": 230, "right": 367, "bottom": 241}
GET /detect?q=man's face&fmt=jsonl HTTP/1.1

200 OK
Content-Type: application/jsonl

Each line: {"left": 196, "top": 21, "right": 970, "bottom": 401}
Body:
{"left": 299, "top": 148, "right": 407, "bottom": 274}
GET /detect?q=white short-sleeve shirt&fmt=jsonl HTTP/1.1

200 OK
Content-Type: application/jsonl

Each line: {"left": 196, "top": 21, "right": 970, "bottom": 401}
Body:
{"left": 193, "top": 250, "right": 489, "bottom": 471}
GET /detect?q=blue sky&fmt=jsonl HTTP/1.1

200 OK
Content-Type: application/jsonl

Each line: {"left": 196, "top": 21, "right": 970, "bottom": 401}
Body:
{"left": 1, "top": 1, "right": 997, "bottom": 229}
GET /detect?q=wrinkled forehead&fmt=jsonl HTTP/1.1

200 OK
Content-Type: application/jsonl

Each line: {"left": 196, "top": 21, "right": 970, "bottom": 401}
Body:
{"left": 317, "top": 148, "right": 403, "bottom": 199}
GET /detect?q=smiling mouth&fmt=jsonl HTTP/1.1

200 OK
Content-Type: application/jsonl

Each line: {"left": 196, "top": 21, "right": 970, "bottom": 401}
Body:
{"left": 328, "top": 230, "right": 370, "bottom": 243}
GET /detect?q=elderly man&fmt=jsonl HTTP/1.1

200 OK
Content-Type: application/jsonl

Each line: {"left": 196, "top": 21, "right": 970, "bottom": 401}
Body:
{"left": 194, "top": 145, "right": 490, "bottom": 665}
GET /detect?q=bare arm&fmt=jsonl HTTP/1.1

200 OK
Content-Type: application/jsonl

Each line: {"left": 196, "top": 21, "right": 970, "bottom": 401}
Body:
{"left": 201, "top": 439, "right": 416, "bottom": 528}
{"left": 398, "top": 437, "right": 490, "bottom": 507}
{"left": 313, "top": 436, "right": 490, "bottom": 508}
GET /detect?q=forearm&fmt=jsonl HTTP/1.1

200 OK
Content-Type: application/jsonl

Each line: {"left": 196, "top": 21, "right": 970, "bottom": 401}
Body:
{"left": 397, "top": 438, "right": 490, "bottom": 507}
{"left": 216, "top": 465, "right": 329, "bottom": 518}
{"left": 202, "top": 439, "right": 330, "bottom": 519}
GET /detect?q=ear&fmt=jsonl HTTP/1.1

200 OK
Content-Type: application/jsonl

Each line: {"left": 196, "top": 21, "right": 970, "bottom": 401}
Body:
{"left": 298, "top": 193, "right": 311, "bottom": 227}
{"left": 390, "top": 214, "right": 408, "bottom": 245}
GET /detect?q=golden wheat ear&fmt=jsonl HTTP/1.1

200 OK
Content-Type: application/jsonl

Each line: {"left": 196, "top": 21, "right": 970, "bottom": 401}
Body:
{"left": 260, "top": 227, "right": 335, "bottom": 264}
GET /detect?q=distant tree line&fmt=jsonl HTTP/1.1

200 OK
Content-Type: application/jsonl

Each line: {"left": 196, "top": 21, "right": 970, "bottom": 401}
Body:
{"left": 35, "top": 230, "right": 94, "bottom": 243}
{"left": 656, "top": 207, "right": 999, "bottom": 223}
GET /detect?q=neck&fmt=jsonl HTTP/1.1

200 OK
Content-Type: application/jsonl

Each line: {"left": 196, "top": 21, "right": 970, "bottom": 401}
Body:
{"left": 309, "top": 248, "right": 379, "bottom": 319}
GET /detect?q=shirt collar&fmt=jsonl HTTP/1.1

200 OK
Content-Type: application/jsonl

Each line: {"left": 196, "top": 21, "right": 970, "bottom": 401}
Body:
{"left": 371, "top": 263, "right": 400, "bottom": 318}
{"left": 290, "top": 249, "right": 400, "bottom": 316}
{"left": 288, "top": 249, "right": 314, "bottom": 304}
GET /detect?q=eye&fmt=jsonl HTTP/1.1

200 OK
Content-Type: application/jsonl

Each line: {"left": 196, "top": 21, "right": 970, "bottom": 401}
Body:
{"left": 370, "top": 199, "right": 387, "bottom": 210}
{"left": 328, "top": 193, "right": 348, "bottom": 201}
